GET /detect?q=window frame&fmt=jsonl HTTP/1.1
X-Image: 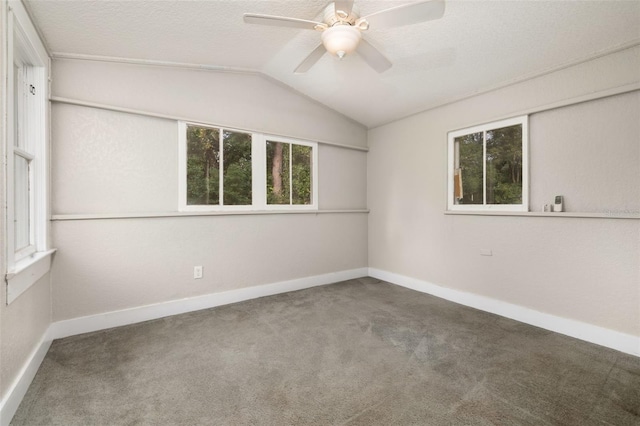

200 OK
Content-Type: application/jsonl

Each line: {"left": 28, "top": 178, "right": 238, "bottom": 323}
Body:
{"left": 447, "top": 115, "right": 529, "bottom": 212}
{"left": 5, "top": 0, "right": 52, "bottom": 304}
{"left": 178, "top": 122, "right": 318, "bottom": 212}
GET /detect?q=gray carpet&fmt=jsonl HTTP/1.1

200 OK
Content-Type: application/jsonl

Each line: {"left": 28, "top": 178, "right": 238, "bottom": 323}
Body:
{"left": 12, "top": 278, "right": 640, "bottom": 425}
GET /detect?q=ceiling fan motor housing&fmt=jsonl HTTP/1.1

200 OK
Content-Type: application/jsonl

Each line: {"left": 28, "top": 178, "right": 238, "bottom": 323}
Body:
{"left": 323, "top": 2, "right": 360, "bottom": 27}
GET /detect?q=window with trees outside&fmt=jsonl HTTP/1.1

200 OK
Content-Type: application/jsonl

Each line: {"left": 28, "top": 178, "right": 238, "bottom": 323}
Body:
{"left": 185, "top": 125, "right": 252, "bottom": 207}
{"left": 448, "top": 116, "right": 528, "bottom": 211}
{"left": 266, "top": 140, "right": 313, "bottom": 206}
{"left": 179, "top": 123, "right": 317, "bottom": 211}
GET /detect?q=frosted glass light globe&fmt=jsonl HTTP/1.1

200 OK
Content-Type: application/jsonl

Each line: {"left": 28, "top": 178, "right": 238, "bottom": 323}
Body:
{"left": 321, "top": 25, "right": 362, "bottom": 59}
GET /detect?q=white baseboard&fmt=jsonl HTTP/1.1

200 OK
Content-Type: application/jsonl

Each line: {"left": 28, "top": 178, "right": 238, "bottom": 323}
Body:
{"left": 50, "top": 268, "right": 368, "bottom": 339}
{"left": 368, "top": 268, "right": 640, "bottom": 357}
{"left": 0, "top": 331, "right": 53, "bottom": 426}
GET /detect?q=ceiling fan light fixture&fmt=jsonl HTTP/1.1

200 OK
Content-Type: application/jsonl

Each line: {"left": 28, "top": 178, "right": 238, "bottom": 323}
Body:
{"left": 321, "top": 25, "right": 362, "bottom": 59}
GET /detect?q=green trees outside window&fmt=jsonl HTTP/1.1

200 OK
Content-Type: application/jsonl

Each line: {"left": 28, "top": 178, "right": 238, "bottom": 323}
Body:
{"left": 453, "top": 120, "right": 525, "bottom": 208}
{"left": 266, "top": 141, "right": 312, "bottom": 205}
{"left": 186, "top": 125, "right": 251, "bottom": 206}
{"left": 185, "top": 124, "right": 315, "bottom": 208}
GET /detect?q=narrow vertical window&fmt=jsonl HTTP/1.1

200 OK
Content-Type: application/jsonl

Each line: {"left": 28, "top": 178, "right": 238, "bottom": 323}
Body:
{"left": 11, "top": 37, "right": 38, "bottom": 260}
{"left": 186, "top": 125, "right": 220, "bottom": 205}
{"left": 485, "top": 125, "right": 523, "bottom": 205}
{"left": 6, "top": 0, "right": 52, "bottom": 304}
{"left": 266, "top": 141, "right": 290, "bottom": 205}
{"left": 454, "top": 132, "right": 483, "bottom": 205}
{"left": 222, "top": 130, "right": 252, "bottom": 205}
{"left": 291, "top": 144, "right": 312, "bottom": 205}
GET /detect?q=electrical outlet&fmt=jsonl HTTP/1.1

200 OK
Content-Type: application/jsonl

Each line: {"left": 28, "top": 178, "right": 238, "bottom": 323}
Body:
{"left": 193, "top": 266, "right": 203, "bottom": 279}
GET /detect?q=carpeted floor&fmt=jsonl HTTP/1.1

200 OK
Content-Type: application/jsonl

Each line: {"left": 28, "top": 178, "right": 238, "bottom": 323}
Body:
{"left": 11, "top": 278, "right": 640, "bottom": 425}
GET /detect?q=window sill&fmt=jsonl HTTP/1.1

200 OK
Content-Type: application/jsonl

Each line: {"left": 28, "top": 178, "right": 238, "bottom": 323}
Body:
{"left": 6, "top": 249, "right": 56, "bottom": 304}
{"left": 50, "top": 210, "right": 369, "bottom": 221}
{"left": 444, "top": 211, "right": 639, "bottom": 220}
{"left": 179, "top": 205, "right": 318, "bottom": 213}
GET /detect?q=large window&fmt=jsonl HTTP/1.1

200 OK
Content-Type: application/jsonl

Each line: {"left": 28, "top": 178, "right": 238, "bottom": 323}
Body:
{"left": 179, "top": 123, "right": 317, "bottom": 211}
{"left": 448, "top": 116, "right": 528, "bottom": 211}
{"left": 5, "top": 0, "right": 51, "bottom": 304}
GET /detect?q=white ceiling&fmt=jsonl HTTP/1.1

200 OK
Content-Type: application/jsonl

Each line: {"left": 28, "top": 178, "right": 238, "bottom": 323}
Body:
{"left": 26, "top": 0, "right": 640, "bottom": 128}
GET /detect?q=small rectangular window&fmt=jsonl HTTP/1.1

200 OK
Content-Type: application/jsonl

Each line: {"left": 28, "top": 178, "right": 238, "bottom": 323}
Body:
{"left": 185, "top": 124, "right": 252, "bottom": 207}
{"left": 448, "top": 116, "right": 528, "bottom": 211}
{"left": 266, "top": 140, "right": 313, "bottom": 206}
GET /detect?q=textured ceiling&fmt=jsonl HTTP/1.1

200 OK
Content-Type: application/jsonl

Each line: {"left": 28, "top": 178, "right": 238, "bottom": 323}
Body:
{"left": 26, "top": 0, "right": 640, "bottom": 128}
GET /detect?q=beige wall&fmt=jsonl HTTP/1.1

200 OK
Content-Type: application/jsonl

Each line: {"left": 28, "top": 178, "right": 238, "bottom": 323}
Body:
{"left": 52, "top": 215, "right": 367, "bottom": 321}
{"left": 52, "top": 59, "right": 367, "bottom": 148}
{"left": 0, "top": 0, "right": 52, "bottom": 406}
{"left": 0, "top": 275, "right": 51, "bottom": 402}
{"left": 368, "top": 45, "right": 640, "bottom": 337}
{"left": 50, "top": 60, "right": 369, "bottom": 322}
{"left": 529, "top": 91, "right": 639, "bottom": 213}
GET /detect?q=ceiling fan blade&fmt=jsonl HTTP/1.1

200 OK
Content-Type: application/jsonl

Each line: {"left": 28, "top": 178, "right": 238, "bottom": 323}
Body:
{"left": 357, "top": 39, "right": 392, "bottom": 73}
{"left": 294, "top": 44, "right": 327, "bottom": 74}
{"left": 243, "top": 13, "right": 326, "bottom": 30}
{"left": 361, "top": 0, "right": 445, "bottom": 29}
{"left": 334, "top": 0, "right": 354, "bottom": 18}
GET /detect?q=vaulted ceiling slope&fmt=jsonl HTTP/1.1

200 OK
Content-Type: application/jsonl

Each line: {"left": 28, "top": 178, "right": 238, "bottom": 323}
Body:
{"left": 26, "top": 0, "right": 640, "bottom": 128}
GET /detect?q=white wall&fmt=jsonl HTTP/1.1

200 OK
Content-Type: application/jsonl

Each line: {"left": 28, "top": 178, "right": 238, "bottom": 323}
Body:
{"left": 50, "top": 59, "right": 368, "bottom": 321}
{"left": 368, "top": 45, "right": 640, "bottom": 337}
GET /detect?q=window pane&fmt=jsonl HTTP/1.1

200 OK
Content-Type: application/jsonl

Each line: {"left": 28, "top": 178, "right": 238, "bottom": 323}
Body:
{"left": 486, "top": 124, "right": 523, "bottom": 204}
{"left": 455, "top": 132, "right": 483, "bottom": 205}
{"left": 14, "top": 154, "right": 30, "bottom": 251}
{"left": 222, "top": 130, "right": 252, "bottom": 205}
{"left": 187, "top": 125, "right": 219, "bottom": 205}
{"left": 266, "top": 141, "right": 290, "bottom": 205}
{"left": 13, "top": 63, "right": 23, "bottom": 149}
{"left": 292, "top": 144, "right": 312, "bottom": 205}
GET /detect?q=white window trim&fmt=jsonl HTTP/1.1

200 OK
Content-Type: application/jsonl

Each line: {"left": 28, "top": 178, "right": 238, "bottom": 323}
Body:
{"left": 178, "top": 122, "right": 318, "bottom": 212}
{"left": 447, "top": 115, "right": 529, "bottom": 212}
{"left": 5, "top": 0, "right": 52, "bottom": 304}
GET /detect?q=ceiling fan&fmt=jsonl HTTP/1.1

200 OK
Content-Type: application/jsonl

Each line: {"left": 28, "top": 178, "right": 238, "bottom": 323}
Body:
{"left": 244, "top": 0, "right": 445, "bottom": 74}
